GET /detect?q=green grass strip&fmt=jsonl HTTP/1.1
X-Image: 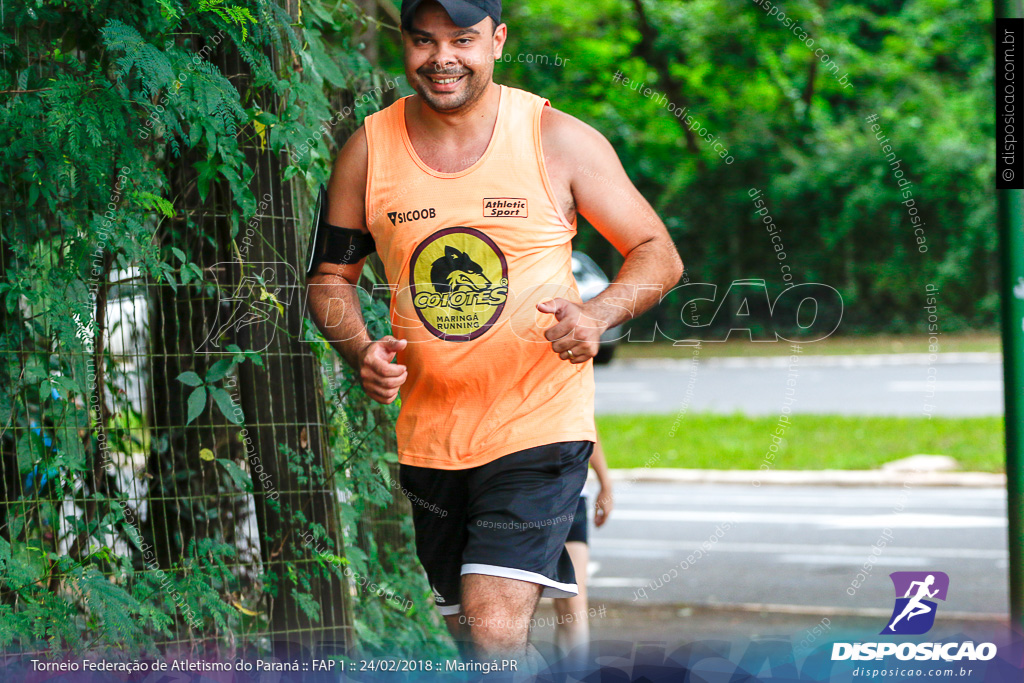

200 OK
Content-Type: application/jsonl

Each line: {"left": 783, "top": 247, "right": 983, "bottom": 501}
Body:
{"left": 596, "top": 413, "right": 1005, "bottom": 473}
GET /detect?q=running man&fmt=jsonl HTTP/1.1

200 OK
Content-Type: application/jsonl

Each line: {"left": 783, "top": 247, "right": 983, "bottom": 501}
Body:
{"left": 888, "top": 574, "right": 939, "bottom": 631}
{"left": 306, "top": 0, "right": 683, "bottom": 663}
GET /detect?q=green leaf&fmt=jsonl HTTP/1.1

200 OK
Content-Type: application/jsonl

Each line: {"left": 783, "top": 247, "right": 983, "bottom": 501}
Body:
{"left": 176, "top": 371, "right": 203, "bottom": 387}
{"left": 15, "top": 432, "right": 44, "bottom": 474}
{"left": 291, "top": 589, "right": 322, "bottom": 623}
{"left": 75, "top": 566, "right": 144, "bottom": 644}
{"left": 209, "top": 387, "right": 243, "bottom": 425}
{"left": 216, "top": 458, "right": 253, "bottom": 492}
{"left": 122, "top": 522, "right": 145, "bottom": 552}
{"left": 8, "top": 542, "right": 47, "bottom": 589}
{"left": 8, "top": 515, "right": 24, "bottom": 540}
{"left": 205, "top": 359, "right": 233, "bottom": 382}
{"left": 52, "top": 375, "right": 81, "bottom": 397}
{"left": 138, "top": 192, "right": 174, "bottom": 218}
{"left": 186, "top": 387, "right": 207, "bottom": 424}
{"left": 54, "top": 424, "right": 85, "bottom": 471}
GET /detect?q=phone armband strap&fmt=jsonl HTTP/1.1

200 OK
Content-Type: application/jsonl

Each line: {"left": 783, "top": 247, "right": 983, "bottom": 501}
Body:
{"left": 305, "top": 185, "right": 376, "bottom": 276}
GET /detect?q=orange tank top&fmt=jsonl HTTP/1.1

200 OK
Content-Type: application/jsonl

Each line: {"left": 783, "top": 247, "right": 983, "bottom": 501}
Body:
{"left": 364, "top": 84, "right": 596, "bottom": 470}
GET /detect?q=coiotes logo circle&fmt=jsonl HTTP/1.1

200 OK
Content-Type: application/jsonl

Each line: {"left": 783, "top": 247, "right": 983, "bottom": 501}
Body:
{"left": 409, "top": 227, "right": 509, "bottom": 341}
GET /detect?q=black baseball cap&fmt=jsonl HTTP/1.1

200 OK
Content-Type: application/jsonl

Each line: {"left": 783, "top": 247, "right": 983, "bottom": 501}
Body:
{"left": 401, "top": 0, "right": 502, "bottom": 30}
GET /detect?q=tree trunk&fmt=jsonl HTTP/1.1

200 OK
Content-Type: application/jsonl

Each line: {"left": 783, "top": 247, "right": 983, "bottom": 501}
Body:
{"left": 354, "top": 0, "right": 379, "bottom": 64}
{"left": 218, "top": 24, "right": 352, "bottom": 656}
{"left": 144, "top": 26, "right": 353, "bottom": 655}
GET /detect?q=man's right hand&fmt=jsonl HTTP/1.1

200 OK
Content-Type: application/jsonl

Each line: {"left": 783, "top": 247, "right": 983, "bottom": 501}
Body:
{"left": 358, "top": 335, "right": 408, "bottom": 404}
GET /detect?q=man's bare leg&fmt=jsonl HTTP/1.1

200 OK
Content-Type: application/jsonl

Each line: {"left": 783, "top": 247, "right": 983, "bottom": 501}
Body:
{"left": 462, "top": 573, "right": 543, "bottom": 669}
{"left": 553, "top": 541, "right": 590, "bottom": 667}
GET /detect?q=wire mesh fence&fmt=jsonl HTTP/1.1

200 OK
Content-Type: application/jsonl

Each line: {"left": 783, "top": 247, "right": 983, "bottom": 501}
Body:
{"left": 0, "top": 104, "right": 354, "bottom": 661}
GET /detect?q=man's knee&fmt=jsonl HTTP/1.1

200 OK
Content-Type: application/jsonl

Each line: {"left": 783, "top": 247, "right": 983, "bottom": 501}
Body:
{"left": 467, "top": 617, "right": 526, "bottom": 655}
{"left": 461, "top": 600, "right": 532, "bottom": 637}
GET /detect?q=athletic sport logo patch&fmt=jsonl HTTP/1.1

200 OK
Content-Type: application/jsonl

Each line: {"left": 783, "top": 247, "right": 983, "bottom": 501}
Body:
{"left": 408, "top": 227, "right": 509, "bottom": 342}
{"left": 483, "top": 197, "right": 528, "bottom": 218}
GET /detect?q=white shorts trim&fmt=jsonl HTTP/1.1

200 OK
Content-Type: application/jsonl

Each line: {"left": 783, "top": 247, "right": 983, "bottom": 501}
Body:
{"left": 461, "top": 563, "right": 578, "bottom": 599}
{"left": 436, "top": 603, "right": 461, "bottom": 616}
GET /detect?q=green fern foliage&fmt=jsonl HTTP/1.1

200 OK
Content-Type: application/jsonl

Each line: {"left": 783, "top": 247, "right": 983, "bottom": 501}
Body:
{"left": 75, "top": 566, "right": 147, "bottom": 645}
{"left": 197, "top": 0, "right": 259, "bottom": 41}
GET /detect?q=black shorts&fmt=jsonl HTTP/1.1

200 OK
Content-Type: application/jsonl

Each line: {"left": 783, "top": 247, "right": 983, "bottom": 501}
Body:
{"left": 565, "top": 495, "right": 589, "bottom": 545}
{"left": 398, "top": 440, "right": 593, "bottom": 615}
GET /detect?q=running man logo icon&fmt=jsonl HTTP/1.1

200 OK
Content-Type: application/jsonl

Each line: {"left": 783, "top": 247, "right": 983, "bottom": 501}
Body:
{"left": 881, "top": 571, "right": 949, "bottom": 635}
{"left": 198, "top": 262, "right": 296, "bottom": 353}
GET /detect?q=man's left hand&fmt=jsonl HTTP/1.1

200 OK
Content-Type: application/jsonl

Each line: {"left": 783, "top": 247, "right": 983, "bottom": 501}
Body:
{"left": 536, "top": 298, "right": 609, "bottom": 363}
{"left": 594, "top": 486, "right": 614, "bottom": 527}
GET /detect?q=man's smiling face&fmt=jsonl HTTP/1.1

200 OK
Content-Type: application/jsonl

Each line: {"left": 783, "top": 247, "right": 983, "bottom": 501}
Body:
{"left": 403, "top": 1, "right": 506, "bottom": 112}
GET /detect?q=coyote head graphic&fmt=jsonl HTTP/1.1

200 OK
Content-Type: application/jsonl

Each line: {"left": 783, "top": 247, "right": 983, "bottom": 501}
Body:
{"left": 430, "top": 245, "right": 492, "bottom": 310}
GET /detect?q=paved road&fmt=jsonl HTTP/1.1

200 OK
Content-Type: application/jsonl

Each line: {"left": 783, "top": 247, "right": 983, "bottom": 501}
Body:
{"left": 595, "top": 353, "right": 1003, "bottom": 416}
{"left": 584, "top": 482, "right": 1008, "bottom": 616}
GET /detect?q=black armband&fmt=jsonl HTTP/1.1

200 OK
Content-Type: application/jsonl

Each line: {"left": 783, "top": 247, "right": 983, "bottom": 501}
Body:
{"left": 305, "top": 185, "right": 376, "bottom": 276}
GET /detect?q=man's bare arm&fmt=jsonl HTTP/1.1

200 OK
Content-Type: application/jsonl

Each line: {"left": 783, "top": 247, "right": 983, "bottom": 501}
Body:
{"left": 306, "top": 126, "right": 407, "bottom": 403}
{"left": 307, "top": 270, "right": 373, "bottom": 370}
{"left": 537, "top": 108, "right": 684, "bottom": 361}
{"left": 307, "top": 126, "right": 373, "bottom": 367}
{"left": 561, "top": 109, "right": 683, "bottom": 326}
{"left": 590, "top": 436, "right": 614, "bottom": 527}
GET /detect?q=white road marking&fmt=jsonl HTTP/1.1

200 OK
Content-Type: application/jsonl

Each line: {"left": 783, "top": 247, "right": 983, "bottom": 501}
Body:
{"left": 596, "top": 382, "right": 652, "bottom": 392}
{"left": 602, "top": 493, "right": 1004, "bottom": 510}
{"left": 887, "top": 381, "right": 1002, "bottom": 392}
{"left": 588, "top": 577, "right": 648, "bottom": 588}
{"left": 595, "top": 382, "right": 661, "bottom": 402}
{"left": 608, "top": 509, "right": 1006, "bottom": 528}
{"left": 825, "top": 513, "right": 1006, "bottom": 529}
{"left": 592, "top": 547, "right": 675, "bottom": 559}
{"left": 614, "top": 353, "right": 1001, "bottom": 369}
{"left": 680, "top": 602, "right": 1001, "bottom": 620}
{"left": 595, "top": 538, "right": 1007, "bottom": 560}
{"left": 773, "top": 554, "right": 929, "bottom": 566}
{"left": 610, "top": 352, "right": 1003, "bottom": 368}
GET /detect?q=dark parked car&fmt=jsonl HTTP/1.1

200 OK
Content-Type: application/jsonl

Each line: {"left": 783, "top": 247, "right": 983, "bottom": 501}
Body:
{"left": 571, "top": 251, "right": 622, "bottom": 365}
